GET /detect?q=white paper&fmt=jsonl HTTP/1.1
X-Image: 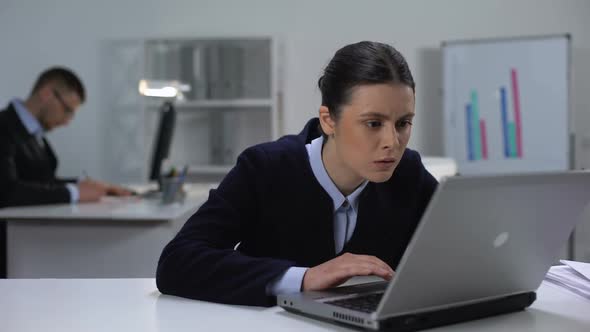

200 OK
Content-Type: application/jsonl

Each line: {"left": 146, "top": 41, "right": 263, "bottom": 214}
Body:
{"left": 561, "top": 260, "right": 590, "bottom": 281}
{"left": 547, "top": 266, "right": 590, "bottom": 292}
{"left": 545, "top": 265, "right": 590, "bottom": 301}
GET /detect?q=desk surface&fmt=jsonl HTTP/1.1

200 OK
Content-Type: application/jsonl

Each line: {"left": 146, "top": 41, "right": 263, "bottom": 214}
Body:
{"left": 0, "top": 279, "right": 588, "bottom": 332}
{"left": 0, "top": 183, "right": 215, "bottom": 221}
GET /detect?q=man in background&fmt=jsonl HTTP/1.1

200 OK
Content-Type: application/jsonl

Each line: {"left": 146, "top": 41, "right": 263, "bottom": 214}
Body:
{"left": 0, "top": 66, "right": 132, "bottom": 207}
{"left": 0, "top": 67, "right": 132, "bottom": 276}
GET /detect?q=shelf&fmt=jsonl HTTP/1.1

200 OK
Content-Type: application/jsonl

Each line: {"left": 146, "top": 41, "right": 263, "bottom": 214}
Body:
{"left": 146, "top": 99, "right": 273, "bottom": 110}
{"left": 102, "top": 37, "right": 279, "bottom": 184}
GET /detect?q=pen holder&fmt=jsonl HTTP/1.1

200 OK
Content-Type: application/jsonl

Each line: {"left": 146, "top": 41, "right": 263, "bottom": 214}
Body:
{"left": 159, "top": 176, "right": 186, "bottom": 204}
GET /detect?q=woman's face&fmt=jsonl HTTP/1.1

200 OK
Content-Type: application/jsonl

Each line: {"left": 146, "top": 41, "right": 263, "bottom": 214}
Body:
{"left": 321, "top": 83, "right": 415, "bottom": 185}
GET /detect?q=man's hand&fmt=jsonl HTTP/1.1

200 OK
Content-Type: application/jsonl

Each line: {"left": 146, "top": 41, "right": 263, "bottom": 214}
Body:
{"left": 104, "top": 184, "right": 134, "bottom": 196}
{"left": 83, "top": 179, "right": 133, "bottom": 197}
{"left": 78, "top": 179, "right": 106, "bottom": 202}
{"left": 302, "top": 253, "right": 395, "bottom": 291}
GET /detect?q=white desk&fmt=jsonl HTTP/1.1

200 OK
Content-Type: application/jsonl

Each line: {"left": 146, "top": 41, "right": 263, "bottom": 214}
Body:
{"left": 0, "top": 183, "right": 215, "bottom": 278}
{"left": 0, "top": 279, "right": 588, "bottom": 332}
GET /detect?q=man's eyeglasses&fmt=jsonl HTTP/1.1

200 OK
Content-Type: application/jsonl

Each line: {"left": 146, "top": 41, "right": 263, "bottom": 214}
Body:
{"left": 52, "top": 89, "right": 75, "bottom": 116}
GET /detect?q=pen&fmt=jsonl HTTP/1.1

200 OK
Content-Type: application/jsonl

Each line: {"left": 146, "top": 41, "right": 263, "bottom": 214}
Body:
{"left": 178, "top": 165, "right": 189, "bottom": 182}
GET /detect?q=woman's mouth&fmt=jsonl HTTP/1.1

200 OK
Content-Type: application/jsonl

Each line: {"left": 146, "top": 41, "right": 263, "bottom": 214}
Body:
{"left": 374, "top": 158, "right": 396, "bottom": 170}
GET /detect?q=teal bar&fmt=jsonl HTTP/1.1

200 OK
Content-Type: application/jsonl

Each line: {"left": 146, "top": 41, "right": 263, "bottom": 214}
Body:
{"left": 508, "top": 122, "right": 517, "bottom": 158}
{"left": 471, "top": 90, "right": 482, "bottom": 160}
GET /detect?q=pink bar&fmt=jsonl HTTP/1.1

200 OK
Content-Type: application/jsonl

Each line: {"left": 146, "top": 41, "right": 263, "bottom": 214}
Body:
{"left": 511, "top": 68, "right": 523, "bottom": 157}
{"left": 480, "top": 120, "right": 488, "bottom": 160}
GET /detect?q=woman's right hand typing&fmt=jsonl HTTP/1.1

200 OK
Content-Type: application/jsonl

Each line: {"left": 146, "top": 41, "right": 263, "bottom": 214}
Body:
{"left": 302, "top": 252, "right": 395, "bottom": 291}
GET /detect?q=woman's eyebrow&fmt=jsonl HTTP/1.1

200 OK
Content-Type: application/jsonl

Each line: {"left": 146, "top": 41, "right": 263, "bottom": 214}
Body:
{"left": 359, "top": 112, "right": 389, "bottom": 119}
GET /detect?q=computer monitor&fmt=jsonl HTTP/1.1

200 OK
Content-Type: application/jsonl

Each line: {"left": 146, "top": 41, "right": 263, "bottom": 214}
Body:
{"left": 149, "top": 101, "right": 176, "bottom": 181}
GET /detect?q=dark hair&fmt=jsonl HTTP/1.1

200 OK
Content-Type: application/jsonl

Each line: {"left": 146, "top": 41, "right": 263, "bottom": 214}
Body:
{"left": 318, "top": 41, "right": 414, "bottom": 125}
{"left": 31, "top": 66, "right": 86, "bottom": 103}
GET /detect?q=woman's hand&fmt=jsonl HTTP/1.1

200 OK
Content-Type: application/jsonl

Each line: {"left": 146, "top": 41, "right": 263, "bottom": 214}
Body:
{"left": 302, "top": 253, "right": 394, "bottom": 291}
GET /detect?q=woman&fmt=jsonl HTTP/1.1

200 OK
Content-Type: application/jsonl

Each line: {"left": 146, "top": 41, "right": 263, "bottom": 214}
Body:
{"left": 156, "top": 41, "right": 438, "bottom": 306}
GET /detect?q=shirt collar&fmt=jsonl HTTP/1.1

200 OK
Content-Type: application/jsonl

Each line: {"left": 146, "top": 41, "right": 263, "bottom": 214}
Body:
{"left": 306, "top": 136, "right": 368, "bottom": 213}
{"left": 11, "top": 98, "right": 44, "bottom": 137}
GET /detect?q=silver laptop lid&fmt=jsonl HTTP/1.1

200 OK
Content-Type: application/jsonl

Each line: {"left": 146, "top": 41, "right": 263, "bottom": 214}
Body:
{"left": 376, "top": 172, "right": 590, "bottom": 318}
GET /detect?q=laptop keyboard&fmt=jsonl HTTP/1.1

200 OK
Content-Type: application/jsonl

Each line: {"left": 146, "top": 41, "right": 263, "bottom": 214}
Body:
{"left": 325, "top": 292, "right": 384, "bottom": 313}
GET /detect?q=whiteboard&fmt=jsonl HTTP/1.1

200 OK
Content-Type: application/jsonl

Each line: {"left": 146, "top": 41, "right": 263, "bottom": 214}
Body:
{"left": 442, "top": 35, "right": 570, "bottom": 175}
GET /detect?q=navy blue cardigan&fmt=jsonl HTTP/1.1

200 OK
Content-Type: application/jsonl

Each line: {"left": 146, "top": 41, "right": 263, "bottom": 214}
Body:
{"left": 156, "top": 118, "right": 438, "bottom": 306}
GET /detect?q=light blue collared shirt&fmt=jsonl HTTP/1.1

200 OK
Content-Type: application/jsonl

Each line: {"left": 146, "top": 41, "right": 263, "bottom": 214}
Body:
{"left": 266, "top": 136, "right": 368, "bottom": 296}
{"left": 12, "top": 98, "right": 43, "bottom": 140}
{"left": 11, "top": 99, "right": 79, "bottom": 203}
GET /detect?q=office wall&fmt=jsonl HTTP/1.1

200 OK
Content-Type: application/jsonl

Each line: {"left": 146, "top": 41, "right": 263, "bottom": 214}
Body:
{"left": 1, "top": 0, "right": 589, "bottom": 178}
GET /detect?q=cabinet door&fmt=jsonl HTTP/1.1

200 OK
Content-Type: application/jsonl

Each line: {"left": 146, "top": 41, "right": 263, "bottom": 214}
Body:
{"left": 100, "top": 40, "right": 147, "bottom": 182}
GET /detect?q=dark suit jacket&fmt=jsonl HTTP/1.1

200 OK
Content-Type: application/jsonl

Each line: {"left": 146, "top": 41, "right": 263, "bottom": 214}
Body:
{"left": 156, "top": 118, "right": 438, "bottom": 306}
{"left": 0, "top": 104, "right": 74, "bottom": 207}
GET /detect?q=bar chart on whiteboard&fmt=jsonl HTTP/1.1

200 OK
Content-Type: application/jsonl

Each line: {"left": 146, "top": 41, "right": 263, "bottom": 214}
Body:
{"left": 443, "top": 35, "right": 570, "bottom": 175}
{"left": 465, "top": 69, "right": 522, "bottom": 162}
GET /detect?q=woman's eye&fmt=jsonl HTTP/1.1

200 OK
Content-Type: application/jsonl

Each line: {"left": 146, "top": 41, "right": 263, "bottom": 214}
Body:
{"left": 366, "top": 121, "right": 382, "bottom": 128}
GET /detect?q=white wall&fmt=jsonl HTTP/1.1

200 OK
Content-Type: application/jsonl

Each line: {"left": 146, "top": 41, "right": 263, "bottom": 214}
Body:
{"left": 1, "top": 1, "right": 590, "bottom": 259}
{"left": 1, "top": 0, "right": 589, "bottom": 178}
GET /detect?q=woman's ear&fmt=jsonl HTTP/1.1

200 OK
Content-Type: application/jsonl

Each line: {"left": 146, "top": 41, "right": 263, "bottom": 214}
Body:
{"left": 318, "top": 106, "right": 336, "bottom": 136}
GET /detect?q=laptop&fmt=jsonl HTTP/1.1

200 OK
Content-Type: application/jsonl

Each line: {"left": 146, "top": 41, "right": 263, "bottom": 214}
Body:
{"left": 278, "top": 172, "right": 590, "bottom": 331}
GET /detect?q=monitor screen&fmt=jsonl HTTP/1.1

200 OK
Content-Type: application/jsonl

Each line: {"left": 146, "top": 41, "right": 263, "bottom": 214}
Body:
{"left": 149, "top": 101, "right": 176, "bottom": 181}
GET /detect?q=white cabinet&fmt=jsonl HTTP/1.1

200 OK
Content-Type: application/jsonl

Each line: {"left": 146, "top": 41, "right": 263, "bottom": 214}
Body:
{"left": 101, "top": 38, "right": 282, "bottom": 182}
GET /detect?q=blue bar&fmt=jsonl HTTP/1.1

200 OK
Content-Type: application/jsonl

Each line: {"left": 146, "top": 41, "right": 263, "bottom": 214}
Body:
{"left": 500, "top": 87, "right": 510, "bottom": 158}
{"left": 466, "top": 104, "right": 474, "bottom": 161}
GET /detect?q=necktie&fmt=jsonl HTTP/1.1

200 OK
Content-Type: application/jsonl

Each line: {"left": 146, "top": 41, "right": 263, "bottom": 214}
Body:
{"left": 34, "top": 132, "right": 45, "bottom": 149}
{"left": 342, "top": 199, "right": 351, "bottom": 249}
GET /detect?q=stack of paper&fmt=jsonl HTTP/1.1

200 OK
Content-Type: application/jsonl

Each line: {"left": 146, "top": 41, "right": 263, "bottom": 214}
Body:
{"left": 545, "top": 260, "right": 590, "bottom": 300}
